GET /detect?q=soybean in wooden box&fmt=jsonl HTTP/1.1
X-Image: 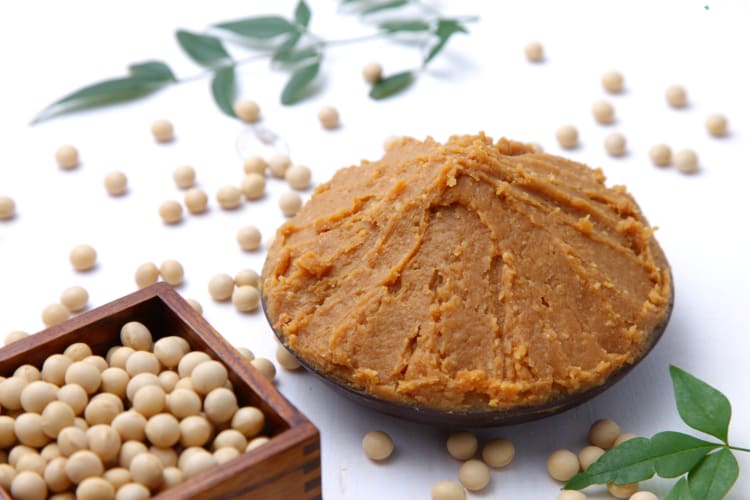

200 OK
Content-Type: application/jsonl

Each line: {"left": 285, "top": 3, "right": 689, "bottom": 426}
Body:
{"left": 0, "top": 282, "right": 321, "bottom": 500}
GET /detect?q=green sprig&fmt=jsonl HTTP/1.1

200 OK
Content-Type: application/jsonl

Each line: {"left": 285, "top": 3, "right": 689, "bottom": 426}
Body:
{"left": 565, "top": 365, "right": 744, "bottom": 500}
{"left": 32, "top": 0, "right": 476, "bottom": 124}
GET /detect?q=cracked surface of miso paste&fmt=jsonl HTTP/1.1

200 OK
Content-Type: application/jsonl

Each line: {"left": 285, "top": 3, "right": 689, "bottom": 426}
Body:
{"left": 262, "top": 133, "right": 671, "bottom": 411}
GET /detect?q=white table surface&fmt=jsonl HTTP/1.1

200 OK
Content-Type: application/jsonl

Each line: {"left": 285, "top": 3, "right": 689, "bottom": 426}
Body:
{"left": 1, "top": 1, "right": 749, "bottom": 498}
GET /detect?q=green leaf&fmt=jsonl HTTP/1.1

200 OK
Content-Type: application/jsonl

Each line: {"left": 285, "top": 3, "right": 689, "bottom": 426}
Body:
{"left": 379, "top": 20, "right": 431, "bottom": 32}
{"left": 688, "top": 448, "right": 738, "bottom": 500}
{"left": 361, "top": 0, "right": 409, "bottom": 15}
{"left": 369, "top": 71, "right": 414, "bottom": 99}
{"left": 651, "top": 432, "right": 721, "bottom": 478}
{"left": 562, "top": 367, "right": 742, "bottom": 497}
{"left": 274, "top": 47, "right": 320, "bottom": 64}
{"left": 273, "top": 32, "right": 303, "bottom": 60}
{"left": 423, "top": 18, "right": 468, "bottom": 65}
{"left": 566, "top": 431, "right": 723, "bottom": 490}
{"left": 128, "top": 61, "right": 176, "bottom": 82}
{"left": 664, "top": 477, "right": 694, "bottom": 500}
{"left": 214, "top": 17, "right": 296, "bottom": 40}
{"left": 32, "top": 77, "right": 166, "bottom": 125}
{"left": 176, "top": 30, "right": 230, "bottom": 67}
{"left": 565, "top": 437, "right": 655, "bottom": 489}
{"left": 294, "top": 0, "right": 311, "bottom": 28}
{"left": 280, "top": 61, "right": 320, "bottom": 105}
{"left": 563, "top": 472, "right": 594, "bottom": 490}
{"left": 210, "top": 66, "right": 236, "bottom": 118}
{"left": 670, "top": 365, "right": 731, "bottom": 443}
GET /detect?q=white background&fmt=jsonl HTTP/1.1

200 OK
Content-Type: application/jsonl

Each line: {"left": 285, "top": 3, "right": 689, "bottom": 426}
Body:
{"left": 1, "top": 1, "right": 749, "bottom": 498}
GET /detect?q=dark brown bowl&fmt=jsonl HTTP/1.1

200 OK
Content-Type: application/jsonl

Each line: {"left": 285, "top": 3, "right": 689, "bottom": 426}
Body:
{"left": 0, "top": 283, "right": 321, "bottom": 500}
{"left": 260, "top": 277, "right": 673, "bottom": 428}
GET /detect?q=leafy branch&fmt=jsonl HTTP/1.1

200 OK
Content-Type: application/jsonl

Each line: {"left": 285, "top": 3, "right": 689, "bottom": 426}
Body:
{"left": 32, "top": 0, "right": 476, "bottom": 125}
{"left": 565, "top": 365, "right": 744, "bottom": 500}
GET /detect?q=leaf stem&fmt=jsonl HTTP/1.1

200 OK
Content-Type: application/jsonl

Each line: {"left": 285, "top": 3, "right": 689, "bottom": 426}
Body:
{"left": 728, "top": 445, "right": 750, "bottom": 453}
{"left": 233, "top": 52, "right": 274, "bottom": 66}
{"left": 321, "top": 32, "right": 389, "bottom": 47}
{"left": 176, "top": 53, "right": 269, "bottom": 84}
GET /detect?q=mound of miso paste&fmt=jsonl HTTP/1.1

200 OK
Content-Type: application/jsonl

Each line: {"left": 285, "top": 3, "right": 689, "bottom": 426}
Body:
{"left": 262, "top": 133, "right": 671, "bottom": 411}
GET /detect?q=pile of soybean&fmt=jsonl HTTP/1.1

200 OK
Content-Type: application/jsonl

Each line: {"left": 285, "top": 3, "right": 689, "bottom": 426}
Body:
{"left": 0, "top": 321, "right": 270, "bottom": 500}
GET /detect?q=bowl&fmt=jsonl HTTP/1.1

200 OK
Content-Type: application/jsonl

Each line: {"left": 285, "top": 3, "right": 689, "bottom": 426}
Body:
{"left": 258, "top": 134, "right": 675, "bottom": 428}
{"left": 0, "top": 282, "right": 321, "bottom": 500}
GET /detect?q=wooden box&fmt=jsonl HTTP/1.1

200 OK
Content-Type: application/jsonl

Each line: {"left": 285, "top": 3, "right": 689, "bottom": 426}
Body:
{"left": 0, "top": 282, "right": 321, "bottom": 499}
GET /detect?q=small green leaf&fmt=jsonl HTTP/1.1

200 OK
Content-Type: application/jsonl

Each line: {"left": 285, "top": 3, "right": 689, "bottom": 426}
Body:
{"left": 361, "top": 0, "right": 409, "bottom": 15}
{"left": 273, "top": 32, "right": 303, "bottom": 60}
{"left": 280, "top": 61, "right": 320, "bottom": 105}
{"left": 664, "top": 477, "right": 694, "bottom": 500}
{"left": 379, "top": 20, "right": 431, "bottom": 32}
{"left": 651, "top": 432, "right": 721, "bottom": 478}
{"left": 128, "top": 61, "right": 176, "bottom": 82}
{"left": 215, "top": 17, "right": 296, "bottom": 40}
{"left": 369, "top": 71, "right": 414, "bottom": 99}
{"left": 210, "top": 66, "right": 236, "bottom": 118}
{"left": 294, "top": 0, "right": 311, "bottom": 28}
{"left": 423, "top": 18, "right": 468, "bottom": 65}
{"left": 176, "top": 30, "right": 230, "bottom": 67}
{"left": 274, "top": 47, "right": 320, "bottom": 64}
{"left": 670, "top": 365, "right": 731, "bottom": 443}
{"left": 688, "top": 448, "right": 738, "bottom": 500}
{"left": 32, "top": 77, "right": 165, "bottom": 125}
{"left": 565, "top": 437, "right": 655, "bottom": 489}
